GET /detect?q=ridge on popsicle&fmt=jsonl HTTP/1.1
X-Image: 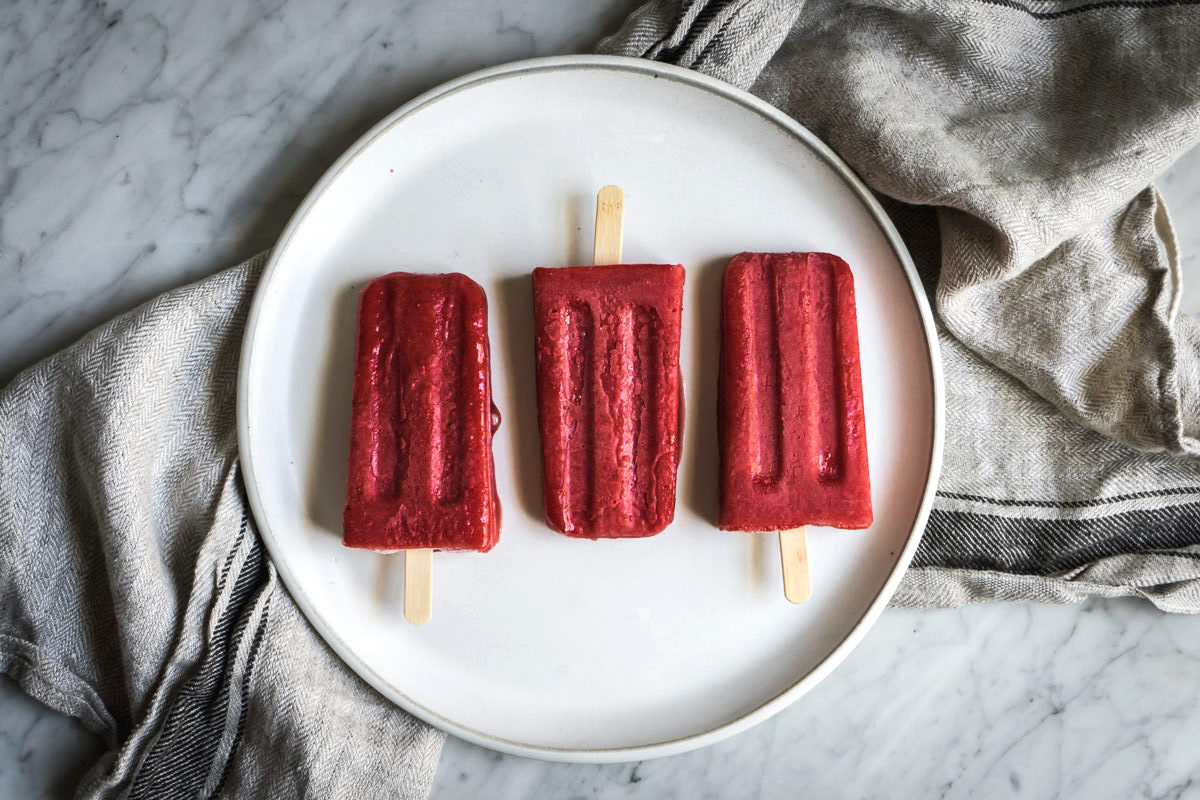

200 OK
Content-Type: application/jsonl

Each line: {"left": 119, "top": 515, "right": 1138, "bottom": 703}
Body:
{"left": 531, "top": 185, "right": 686, "bottom": 540}
{"left": 718, "top": 251, "right": 872, "bottom": 533}
{"left": 342, "top": 271, "right": 501, "bottom": 554}
{"left": 532, "top": 264, "right": 685, "bottom": 538}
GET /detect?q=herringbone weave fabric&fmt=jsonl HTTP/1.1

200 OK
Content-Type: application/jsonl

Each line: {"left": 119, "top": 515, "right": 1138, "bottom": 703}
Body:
{"left": 0, "top": 257, "right": 442, "bottom": 798}
{"left": 601, "top": 0, "right": 1200, "bottom": 611}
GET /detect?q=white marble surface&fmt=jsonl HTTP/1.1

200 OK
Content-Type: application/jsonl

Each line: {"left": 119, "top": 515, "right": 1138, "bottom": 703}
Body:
{"left": 2, "top": 1, "right": 1200, "bottom": 798}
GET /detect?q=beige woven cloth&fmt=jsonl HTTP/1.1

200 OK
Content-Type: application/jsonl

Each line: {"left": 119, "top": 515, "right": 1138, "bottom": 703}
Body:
{"left": 601, "top": 0, "right": 1200, "bottom": 610}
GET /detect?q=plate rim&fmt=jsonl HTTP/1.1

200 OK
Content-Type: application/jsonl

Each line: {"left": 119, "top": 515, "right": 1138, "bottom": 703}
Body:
{"left": 236, "top": 53, "right": 945, "bottom": 763}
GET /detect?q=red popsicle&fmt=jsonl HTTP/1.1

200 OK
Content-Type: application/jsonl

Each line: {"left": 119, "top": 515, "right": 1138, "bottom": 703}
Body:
{"left": 719, "top": 252, "right": 871, "bottom": 599}
{"left": 532, "top": 186, "right": 685, "bottom": 538}
{"left": 343, "top": 272, "right": 500, "bottom": 554}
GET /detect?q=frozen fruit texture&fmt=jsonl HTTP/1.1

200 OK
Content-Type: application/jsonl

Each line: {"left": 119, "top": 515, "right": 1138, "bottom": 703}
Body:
{"left": 719, "top": 252, "right": 871, "bottom": 531}
{"left": 533, "top": 264, "right": 685, "bottom": 539}
{"left": 343, "top": 272, "right": 500, "bottom": 552}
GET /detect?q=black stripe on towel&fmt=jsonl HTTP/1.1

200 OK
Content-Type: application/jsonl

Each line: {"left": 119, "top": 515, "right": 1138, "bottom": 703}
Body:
{"left": 914, "top": 502, "right": 1200, "bottom": 575}
{"left": 211, "top": 586, "right": 272, "bottom": 797}
{"left": 938, "top": 486, "right": 1200, "bottom": 509}
{"left": 128, "top": 514, "right": 269, "bottom": 799}
{"left": 656, "top": 0, "right": 738, "bottom": 63}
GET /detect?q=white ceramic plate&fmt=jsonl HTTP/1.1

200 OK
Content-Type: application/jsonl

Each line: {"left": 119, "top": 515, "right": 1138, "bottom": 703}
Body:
{"left": 238, "top": 55, "right": 943, "bottom": 762}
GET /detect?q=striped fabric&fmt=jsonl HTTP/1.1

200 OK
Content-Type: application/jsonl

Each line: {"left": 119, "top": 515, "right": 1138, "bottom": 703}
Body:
{"left": 601, "top": 0, "right": 1200, "bottom": 610}
{"left": 917, "top": 502, "right": 1200, "bottom": 574}
{"left": 128, "top": 516, "right": 270, "bottom": 800}
{"left": 0, "top": 258, "right": 442, "bottom": 799}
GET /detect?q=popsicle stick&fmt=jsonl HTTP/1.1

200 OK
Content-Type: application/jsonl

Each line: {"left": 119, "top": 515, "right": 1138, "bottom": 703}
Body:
{"left": 404, "top": 548, "right": 433, "bottom": 625}
{"left": 593, "top": 185, "right": 625, "bottom": 265}
{"left": 779, "top": 528, "right": 811, "bottom": 603}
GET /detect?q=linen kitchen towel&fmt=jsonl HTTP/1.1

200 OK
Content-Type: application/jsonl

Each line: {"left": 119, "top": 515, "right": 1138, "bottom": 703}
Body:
{"left": 600, "top": 0, "right": 1200, "bottom": 610}
{"left": 4, "top": 1, "right": 1200, "bottom": 798}
{"left": 0, "top": 256, "right": 442, "bottom": 799}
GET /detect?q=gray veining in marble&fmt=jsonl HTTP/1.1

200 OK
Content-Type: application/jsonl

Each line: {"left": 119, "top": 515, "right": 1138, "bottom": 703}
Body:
{"left": 429, "top": 600, "right": 1200, "bottom": 799}
{"left": 0, "top": 677, "right": 103, "bottom": 797}
{"left": 2, "top": 1, "right": 1200, "bottom": 799}
{"left": 0, "top": 0, "right": 642, "bottom": 386}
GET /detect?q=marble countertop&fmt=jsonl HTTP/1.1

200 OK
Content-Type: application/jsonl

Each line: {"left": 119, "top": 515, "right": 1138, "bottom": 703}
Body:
{"left": 3, "top": 1, "right": 1199, "bottom": 798}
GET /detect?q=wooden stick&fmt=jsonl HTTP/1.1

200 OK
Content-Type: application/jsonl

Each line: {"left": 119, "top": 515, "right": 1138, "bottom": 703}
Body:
{"left": 593, "top": 185, "right": 625, "bottom": 265}
{"left": 779, "top": 528, "right": 811, "bottom": 603}
{"left": 404, "top": 548, "right": 433, "bottom": 625}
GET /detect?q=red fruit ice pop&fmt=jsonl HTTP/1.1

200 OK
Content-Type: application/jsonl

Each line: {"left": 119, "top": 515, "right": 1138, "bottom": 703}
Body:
{"left": 343, "top": 272, "right": 500, "bottom": 623}
{"left": 719, "top": 252, "right": 871, "bottom": 601}
{"left": 532, "top": 186, "right": 685, "bottom": 538}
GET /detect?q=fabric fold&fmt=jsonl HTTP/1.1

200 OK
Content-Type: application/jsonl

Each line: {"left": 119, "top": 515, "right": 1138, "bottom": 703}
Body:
{"left": 0, "top": 257, "right": 443, "bottom": 799}
{"left": 603, "top": 0, "right": 1200, "bottom": 609}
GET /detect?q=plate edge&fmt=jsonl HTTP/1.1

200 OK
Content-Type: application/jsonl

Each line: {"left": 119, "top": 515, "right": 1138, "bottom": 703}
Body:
{"left": 235, "top": 53, "right": 946, "bottom": 764}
